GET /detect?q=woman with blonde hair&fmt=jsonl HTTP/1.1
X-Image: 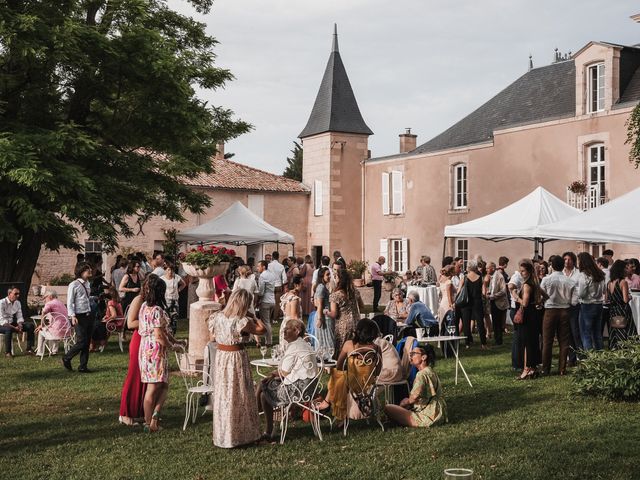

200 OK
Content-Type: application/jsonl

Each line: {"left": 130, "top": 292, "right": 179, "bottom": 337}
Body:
{"left": 209, "top": 288, "right": 266, "bottom": 448}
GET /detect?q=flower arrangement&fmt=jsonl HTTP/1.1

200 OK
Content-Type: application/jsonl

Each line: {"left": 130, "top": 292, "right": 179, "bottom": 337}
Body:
{"left": 180, "top": 245, "right": 236, "bottom": 269}
{"left": 347, "top": 259, "right": 369, "bottom": 280}
{"left": 568, "top": 180, "right": 587, "bottom": 194}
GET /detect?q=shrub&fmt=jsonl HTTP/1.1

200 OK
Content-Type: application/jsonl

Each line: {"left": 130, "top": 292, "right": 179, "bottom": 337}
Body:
{"left": 48, "top": 273, "right": 75, "bottom": 286}
{"left": 573, "top": 339, "right": 640, "bottom": 401}
{"left": 347, "top": 259, "right": 368, "bottom": 279}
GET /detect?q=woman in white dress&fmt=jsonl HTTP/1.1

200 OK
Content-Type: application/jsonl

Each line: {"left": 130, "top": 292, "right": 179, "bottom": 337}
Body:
{"left": 209, "top": 289, "right": 266, "bottom": 448}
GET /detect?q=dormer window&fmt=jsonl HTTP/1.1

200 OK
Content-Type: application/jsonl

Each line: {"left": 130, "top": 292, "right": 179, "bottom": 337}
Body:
{"left": 587, "top": 63, "right": 605, "bottom": 113}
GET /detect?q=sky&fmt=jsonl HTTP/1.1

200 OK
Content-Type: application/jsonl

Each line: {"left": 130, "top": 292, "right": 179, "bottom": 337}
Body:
{"left": 168, "top": 0, "right": 640, "bottom": 174}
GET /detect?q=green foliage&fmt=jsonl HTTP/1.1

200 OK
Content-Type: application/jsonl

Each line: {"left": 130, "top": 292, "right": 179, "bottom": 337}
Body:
{"left": 282, "top": 140, "right": 303, "bottom": 181}
{"left": 0, "top": 0, "right": 251, "bottom": 286}
{"left": 347, "top": 259, "right": 368, "bottom": 279}
{"left": 162, "top": 227, "right": 179, "bottom": 258}
{"left": 573, "top": 339, "right": 640, "bottom": 401}
{"left": 48, "top": 273, "right": 75, "bottom": 286}
{"left": 625, "top": 102, "right": 640, "bottom": 168}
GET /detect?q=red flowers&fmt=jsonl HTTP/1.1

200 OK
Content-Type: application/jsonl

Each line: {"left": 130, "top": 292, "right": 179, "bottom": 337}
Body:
{"left": 182, "top": 244, "right": 235, "bottom": 269}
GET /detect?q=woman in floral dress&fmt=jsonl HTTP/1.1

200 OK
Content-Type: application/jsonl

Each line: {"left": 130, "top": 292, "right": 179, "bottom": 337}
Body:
{"left": 384, "top": 344, "right": 447, "bottom": 428}
{"left": 325, "top": 269, "right": 364, "bottom": 356}
{"left": 209, "top": 288, "right": 266, "bottom": 448}
{"left": 138, "top": 279, "right": 182, "bottom": 432}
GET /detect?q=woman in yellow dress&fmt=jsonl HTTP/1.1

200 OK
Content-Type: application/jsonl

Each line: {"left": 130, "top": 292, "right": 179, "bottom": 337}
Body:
{"left": 384, "top": 344, "right": 447, "bottom": 427}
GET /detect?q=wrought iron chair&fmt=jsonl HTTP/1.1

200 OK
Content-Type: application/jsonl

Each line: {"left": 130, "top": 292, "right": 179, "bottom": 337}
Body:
{"left": 175, "top": 348, "right": 214, "bottom": 430}
{"left": 343, "top": 347, "right": 384, "bottom": 436}
{"left": 105, "top": 316, "right": 126, "bottom": 352}
{"left": 275, "top": 350, "right": 330, "bottom": 444}
{"left": 39, "top": 312, "right": 75, "bottom": 360}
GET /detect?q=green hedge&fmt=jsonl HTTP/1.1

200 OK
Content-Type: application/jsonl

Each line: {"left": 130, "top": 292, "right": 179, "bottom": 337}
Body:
{"left": 573, "top": 339, "right": 640, "bottom": 401}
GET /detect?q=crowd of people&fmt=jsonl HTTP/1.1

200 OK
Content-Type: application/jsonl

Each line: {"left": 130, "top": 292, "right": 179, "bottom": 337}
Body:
{"left": 3, "top": 244, "right": 638, "bottom": 447}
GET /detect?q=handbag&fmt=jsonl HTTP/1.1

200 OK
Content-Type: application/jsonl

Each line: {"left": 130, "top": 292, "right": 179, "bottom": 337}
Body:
{"left": 454, "top": 276, "right": 469, "bottom": 308}
{"left": 512, "top": 306, "right": 524, "bottom": 325}
{"left": 610, "top": 314, "right": 628, "bottom": 329}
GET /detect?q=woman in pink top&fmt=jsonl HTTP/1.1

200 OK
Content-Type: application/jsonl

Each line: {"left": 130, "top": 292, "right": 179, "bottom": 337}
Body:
{"left": 36, "top": 291, "right": 71, "bottom": 355}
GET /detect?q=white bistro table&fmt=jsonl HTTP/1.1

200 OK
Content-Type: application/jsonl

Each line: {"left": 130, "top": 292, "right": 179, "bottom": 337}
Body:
{"left": 250, "top": 358, "right": 337, "bottom": 378}
{"left": 630, "top": 292, "right": 640, "bottom": 335}
{"left": 415, "top": 335, "right": 473, "bottom": 388}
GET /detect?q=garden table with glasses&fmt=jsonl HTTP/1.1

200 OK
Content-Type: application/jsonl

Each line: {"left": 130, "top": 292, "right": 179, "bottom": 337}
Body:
{"left": 251, "top": 355, "right": 337, "bottom": 378}
{"left": 415, "top": 332, "right": 473, "bottom": 388}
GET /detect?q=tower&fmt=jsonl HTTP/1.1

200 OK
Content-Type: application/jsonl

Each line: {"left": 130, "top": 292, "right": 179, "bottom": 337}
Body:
{"left": 299, "top": 24, "right": 373, "bottom": 265}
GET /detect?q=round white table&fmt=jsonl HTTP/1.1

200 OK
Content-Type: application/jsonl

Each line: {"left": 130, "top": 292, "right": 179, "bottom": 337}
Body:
{"left": 250, "top": 357, "right": 337, "bottom": 377}
{"left": 406, "top": 285, "right": 439, "bottom": 318}
{"left": 415, "top": 335, "right": 473, "bottom": 387}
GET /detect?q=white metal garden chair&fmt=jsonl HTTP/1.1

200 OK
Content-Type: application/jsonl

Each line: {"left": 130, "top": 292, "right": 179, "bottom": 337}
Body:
{"left": 175, "top": 349, "right": 214, "bottom": 430}
{"left": 105, "top": 316, "right": 126, "bottom": 352}
{"left": 39, "top": 312, "right": 75, "bottom": 360}
{"left": 275, "top": 350, "right": 331, "bottom": 444}
{"left": 342, "top": 347, "right": 384, "bottom": 436}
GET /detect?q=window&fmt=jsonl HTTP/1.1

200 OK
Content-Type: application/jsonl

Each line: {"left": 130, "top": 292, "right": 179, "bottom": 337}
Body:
{"left": 587, "top": 63, "right": 605, "bottom": 113}
{"left": 382, "top": 170, "right": 404, "bottom": 215}
{"left": 313, "top": 180, "right": 323, "bottom": 216}
{"left": 453, "top": 164, "right": 467, "bottom": 209}
{"left": 588, "top": 144, "right": 605, "bottom": 200}
{"left": 380, "top": 238, "right": 409, "bottom": 273}
{"left": 84, "top": 240, "right": 102, "bottom": 254}
{"left": 455, "top": 239, "right": 468, "bottom": 267}
{"left": 248, "top": 194, "right": 264, "bottom": 219}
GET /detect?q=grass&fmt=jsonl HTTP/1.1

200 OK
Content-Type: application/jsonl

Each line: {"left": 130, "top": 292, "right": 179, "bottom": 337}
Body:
{"left": 1, "top": 322, "right": 639, "bottom": 480}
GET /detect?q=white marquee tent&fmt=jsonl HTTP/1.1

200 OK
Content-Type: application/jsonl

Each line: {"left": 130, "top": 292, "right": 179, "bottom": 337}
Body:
{"left": 176, "top": 201, "right": 295, "bottom": 245}
{"left": 443, "top": 186, "right": 582, "bottom": 255}
{"left": 537, "top": 187, "right": 640, "bottom": 244}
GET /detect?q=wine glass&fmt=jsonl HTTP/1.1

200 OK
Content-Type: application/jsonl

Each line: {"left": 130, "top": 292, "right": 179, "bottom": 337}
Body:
{"left": 326, "top": 346, "right": 335, "bottom": 361}
{"left": 259, "top": 346, "right": 267, "bottom": 360}
{"left": 270, "top": 347, "right": 278, "bottom": 362}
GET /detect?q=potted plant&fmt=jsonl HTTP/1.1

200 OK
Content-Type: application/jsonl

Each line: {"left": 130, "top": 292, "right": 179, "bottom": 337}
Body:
{"left": 348, "top": 260, "right": 368, "bottom": 287}
{"left": 568, "top": 180, "right": 587, "bottom": 195}
{"left": 382, "top": 271, "right": 398, "bottom": 292}
{"left": 180, "top": 245, "right": 235, "bottom": 302}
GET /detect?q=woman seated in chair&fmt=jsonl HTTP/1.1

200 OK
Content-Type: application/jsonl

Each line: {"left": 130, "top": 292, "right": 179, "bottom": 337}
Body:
{"left": 256, "top": 319, "right": 317, "bottom": 441}
{"left": 36, "top": 291, "right": 71, "bottom": 356}
{"left": 91, "top": 287, "right": 123, "bottom": 352}
{"left": 316, "top": 319, "right": 381, "bottom": 423}
{"left": 384, "top": 344, "right": 447, "bottom": 428}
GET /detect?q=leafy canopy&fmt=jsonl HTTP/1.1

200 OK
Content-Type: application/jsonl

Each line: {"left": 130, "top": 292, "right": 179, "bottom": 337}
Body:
{"left": 0, "top": 0, "right": 250, "bottom": 258}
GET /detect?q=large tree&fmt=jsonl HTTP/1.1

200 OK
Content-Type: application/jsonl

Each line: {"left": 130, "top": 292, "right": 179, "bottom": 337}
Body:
{"left": 282, "top": 140, "right": 302, "bottom": 181}
{"left": 0, "top": 0, "right": 250, "bottom": 292}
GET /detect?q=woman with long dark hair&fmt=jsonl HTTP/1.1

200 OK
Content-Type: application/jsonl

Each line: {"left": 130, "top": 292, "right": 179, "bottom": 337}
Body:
{"left": 607, "top": 260, "right": 635, "bottom": 349}
{"left": 457, "top": 260, "right": 487, "bottom": 349}
{"left": 512, "top": 260, "right": 545, "bottom": 379}
{"left": 325, "top": 269, "right": 365, "bottom": 355}
{"left": 119, "top": 260, "right": 142, "bottom": 312}
{"left": 577, "top": 252, "right": 606, "bottom": 350}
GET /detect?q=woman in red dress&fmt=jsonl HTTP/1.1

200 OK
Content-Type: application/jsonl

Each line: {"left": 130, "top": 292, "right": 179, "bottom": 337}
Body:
{"left": 118, "top": 275, "right": 155, "bottom": 425}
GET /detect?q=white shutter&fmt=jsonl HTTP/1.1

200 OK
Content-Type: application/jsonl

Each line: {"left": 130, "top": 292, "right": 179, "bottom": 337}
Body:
{"left": 391, "top": 170, "right": 403, "bottom": 214}
{"left": 314, "top": 180, "right": 323, "bottom": 216}
{"left": 247, "top": 194, "right": 264, "bottom": 219}
{"left": 401, "top": 238, "right": 409, "bottom": 273}
{"left": 381, "top": 172, "right": 390, "bottom": 215}
{"left": 379, "top": 239, "right": 388, "bottom": 271}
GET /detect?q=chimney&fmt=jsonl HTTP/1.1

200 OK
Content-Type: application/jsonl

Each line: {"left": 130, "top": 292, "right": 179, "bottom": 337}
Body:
{"left": 215, "top": 142, "right": 225, "bottom": 160}
{"left": 399, "top": 128, "right": 417, "bottom": 153}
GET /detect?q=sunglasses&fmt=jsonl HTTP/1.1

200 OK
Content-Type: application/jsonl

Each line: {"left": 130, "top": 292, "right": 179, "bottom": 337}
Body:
{"left": 409, "top": 351, "right": 423, "bottom": 357}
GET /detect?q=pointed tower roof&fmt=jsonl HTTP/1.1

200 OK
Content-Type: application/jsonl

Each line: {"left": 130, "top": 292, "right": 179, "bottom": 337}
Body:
{"left": 299, "top": 25, "right": 373, "bottom": 139}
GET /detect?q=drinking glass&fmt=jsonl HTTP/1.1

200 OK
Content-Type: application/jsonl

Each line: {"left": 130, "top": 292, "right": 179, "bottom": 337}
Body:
{"left": 327, "top": 347, "right": 335, "bottom": 361}
{"left": 444, "top": 468, "right": 473, "bottom": 479}
{"left": 271, "top": 347, "right": 278, "bottom": 362}
{"left": 260, "top": 346, "right": 268, "bottom": 360}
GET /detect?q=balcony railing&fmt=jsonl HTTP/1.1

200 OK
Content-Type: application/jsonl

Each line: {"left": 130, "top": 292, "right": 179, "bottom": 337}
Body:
{"left": 566, "top": 185, "right": 607, "bottom": 211}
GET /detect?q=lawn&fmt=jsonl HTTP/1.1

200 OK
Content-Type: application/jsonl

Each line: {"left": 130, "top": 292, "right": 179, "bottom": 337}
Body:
{"left": 1, "top": 323, "right": 639, "bottom": 480}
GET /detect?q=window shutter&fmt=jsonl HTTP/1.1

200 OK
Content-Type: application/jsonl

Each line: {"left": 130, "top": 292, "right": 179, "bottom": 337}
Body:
{"left": 391, "top": 171, "right": 403, "bottom": 214}
{"left": 314, "top": 180, "right": 323, "bottom": 216}
{"left": 382, "top": 172, "right": 390, "bottom": 215}
{"left": 379, "top": 239, "right": 388, "bottom": 271}
{"left": 401, "top": 238, "right": 409, "bottom": 273}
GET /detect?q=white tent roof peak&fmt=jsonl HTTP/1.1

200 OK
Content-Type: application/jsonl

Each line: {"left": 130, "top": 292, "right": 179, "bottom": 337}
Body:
{"left": 537, "top": 187, "right": 640, "bottom": 244}
{"left": 176, "top": 201, "right": 295, "bottom": 245}
{"left": 444, "top": 186, "right": 581, "bottom": 241}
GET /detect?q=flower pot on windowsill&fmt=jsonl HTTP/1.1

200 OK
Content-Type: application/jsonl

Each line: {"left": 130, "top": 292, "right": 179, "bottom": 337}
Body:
{"left": 352, "top": 278, "right": 365, "bottom": 288}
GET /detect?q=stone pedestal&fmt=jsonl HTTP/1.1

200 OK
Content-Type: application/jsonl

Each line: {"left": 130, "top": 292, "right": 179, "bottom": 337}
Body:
{"left": 188, "top": 299, "right": 221, "bottom": 362}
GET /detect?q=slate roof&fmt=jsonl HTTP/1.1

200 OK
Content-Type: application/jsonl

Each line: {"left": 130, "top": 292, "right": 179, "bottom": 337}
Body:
{"left": 183, "top": 158, "right": 309, "bottom": 193}
{"left": 413, "top": 61, "right": 576, "bottom": 155}
{"left": 299, "top": 25, "right": 373, "bottom": 139}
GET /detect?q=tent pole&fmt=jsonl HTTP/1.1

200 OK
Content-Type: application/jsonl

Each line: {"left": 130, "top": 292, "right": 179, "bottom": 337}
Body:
{"left": 533, "top": 238, "right": 540, "bottom": 260}
{"left": 442, "top": 237, "right": 447, "bottom": 262}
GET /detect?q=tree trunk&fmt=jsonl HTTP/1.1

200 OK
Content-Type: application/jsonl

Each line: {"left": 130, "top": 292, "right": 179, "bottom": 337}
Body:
{"left": 0, "top": 231, "right": 43, "bottom": 301}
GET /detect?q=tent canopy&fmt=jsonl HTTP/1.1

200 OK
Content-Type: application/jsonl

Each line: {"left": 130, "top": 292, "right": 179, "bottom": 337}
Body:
{"left": 443, "top": 186, "right": 581, "bottom": 242}
{"left": 537, "top": 187, "right": 640, "bottom": 245}
{"left": 176, "top": 201, "right": 295, "bottom": 245}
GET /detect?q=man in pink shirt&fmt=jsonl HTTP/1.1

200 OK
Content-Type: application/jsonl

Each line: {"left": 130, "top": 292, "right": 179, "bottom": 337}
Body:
{"left": 36, "top": 291, "right": 71, "bottom": 355}
{"left": 371, "top": 256, "right": 385, "bottom": 312}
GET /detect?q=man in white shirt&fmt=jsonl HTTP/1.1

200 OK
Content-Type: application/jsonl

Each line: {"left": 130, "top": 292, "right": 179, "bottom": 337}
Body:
{"left": 111, "top": 259, "right": 128, "bottom": 299}
{"left": 487, "top": 262, "right": 508, "bottom": 345}
{"left": 311, "top": 255, "right": 332, "bottom": 286}
{"left": 0, "top": 286, "right": 35, "bottom": 357}
{"left": 257, "top": 260, "right": 277, "bottom": 346}
{"left": 150, "top": 252, "right": 166, "bottom": 277}
{"left": 562, "top": 251, "right": 582, "bottom": 365}
{"left": 267, "top": 251, "right": 287, "bottom": 323}
{"left": 371, "top": 256, "right": 385, "bottom": 312}
{"left": 508, "top": 261, "right": 526, "bottom": 370}
{"left": 540, "top": 255, "right": 576, "bottom": 375}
